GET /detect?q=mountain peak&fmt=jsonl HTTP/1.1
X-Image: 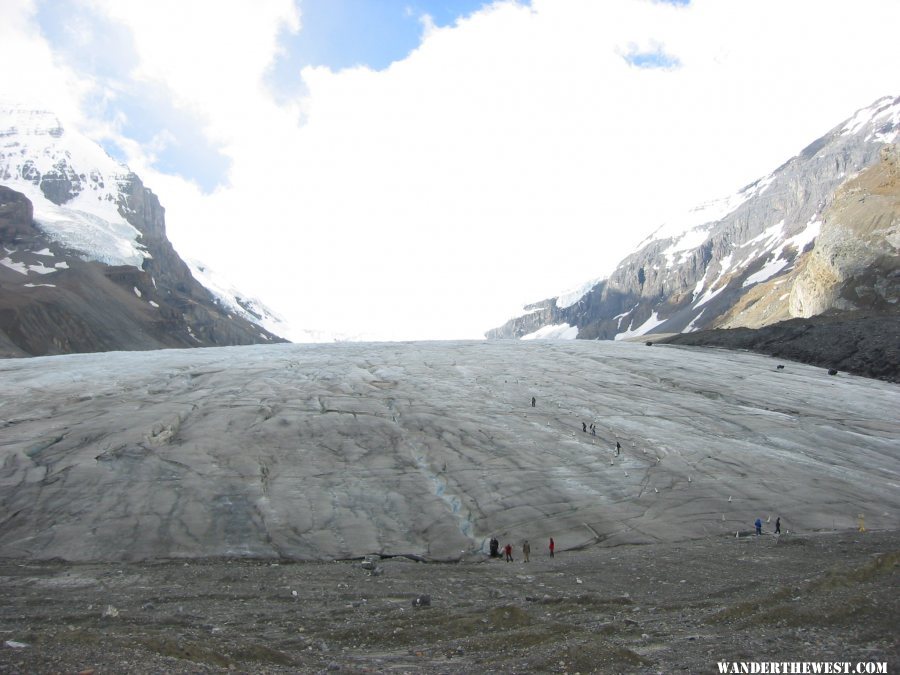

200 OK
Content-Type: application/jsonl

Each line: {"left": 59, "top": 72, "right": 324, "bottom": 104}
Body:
{"left": 0, "top": 101, "right": 147, "bottom": 267}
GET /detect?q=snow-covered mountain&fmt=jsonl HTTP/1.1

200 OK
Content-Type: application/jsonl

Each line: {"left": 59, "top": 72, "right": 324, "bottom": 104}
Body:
{"left": 0, "top": 103, "right": 288, "bottom": 356}
{"left": 488, "top": 95, "right": 900, "bottom": 340}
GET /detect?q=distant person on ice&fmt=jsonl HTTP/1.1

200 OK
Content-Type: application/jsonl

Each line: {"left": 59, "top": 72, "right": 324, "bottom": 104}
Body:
{"left": 755, "top": 518, "right": 762, "bottom": 535}
{"left": 505, "top": 543, "right": 513, "bottom": 562}
{"left": 549, "top": 537, "right": 555, "bottom": 557}
{"left": 615, "top": 441, "right": 621, "bottom": 455}
{"left": 489, "top": 537, "right": 499, "bottom": 558}
{"left": 775, "top": 517, "right": 781, "bottom": 534}
{"left": 582, "top": 422, "right": 587, "bottom": 433}
{"left": 522, "top": 540, "right": 531, "bottom": 562}
{"left": 531, "top": 397, "right": 536, "bottom": 407}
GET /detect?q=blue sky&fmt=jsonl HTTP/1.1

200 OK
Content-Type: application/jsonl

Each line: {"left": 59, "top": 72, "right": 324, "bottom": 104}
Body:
{"left": 623, "top": 45, "right": 681, "bottom": 69}
{"left": 275, "top": 1, "right": 495, "bottom": 71}
{"left": 266, "top": 0, "right": 500, "bottom": 103}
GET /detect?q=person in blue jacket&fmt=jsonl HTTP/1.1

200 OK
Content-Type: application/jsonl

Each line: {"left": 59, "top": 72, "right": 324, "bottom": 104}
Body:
{"left": 755, "top": 518, "right": 762, "bottom": 535}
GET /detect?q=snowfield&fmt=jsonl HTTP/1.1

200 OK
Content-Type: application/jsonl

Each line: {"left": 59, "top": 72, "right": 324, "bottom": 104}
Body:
{"left": 0, "top": 340, "right": 897, "bottom": 562}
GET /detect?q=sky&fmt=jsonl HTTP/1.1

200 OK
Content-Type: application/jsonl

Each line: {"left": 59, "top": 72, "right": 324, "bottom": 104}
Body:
{"left": 0, "top": 0, "right": 898, "bottom": 341}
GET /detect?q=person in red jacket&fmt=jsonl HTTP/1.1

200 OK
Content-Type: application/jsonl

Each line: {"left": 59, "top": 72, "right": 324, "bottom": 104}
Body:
{"left": 504, "top": 543, "right": 513, "bottom": 562}
{"left": 549, "top": 537, "right": 555, "bottom": 557}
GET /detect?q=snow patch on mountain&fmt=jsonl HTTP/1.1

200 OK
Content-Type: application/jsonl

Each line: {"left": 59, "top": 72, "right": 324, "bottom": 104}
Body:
{"left": 694, "top": 283, "right": 727, "bottom": 310}
{"left": 692, "top": 250, "right": 732, "bottom": 301}
{"left": 739, "top": 217, "right": 821, "bottom": 289}
{"left": 842, "top": 95, "right": 900, "bottom": 142}
{"left": 556, "top": 276, "right": 606, "bottom": 309}
{"left": 0, "top": 255, "right": 57, "bottom": 276}
{"left": 742, "top": 220, "right": 785, "bottom": 249}
{"left": 663, "top": 225, "right": 712, "bottom": 267}
{"left": 685, "top": 308, "right": 706, "bottom": 332}
{"left": 841, "top": 96, "right": 900, "bottom": 137}
{"left": 743, "top": 257, "right": 790, "bottom": 287}
{"left": 614, "top": 311, "right": 666, "bottom": 340}
{"left": 784, "top": 217, "right": 822, "bottom": 253}
{"left": 521, "top": 323, "right": 578, "bottom": 340}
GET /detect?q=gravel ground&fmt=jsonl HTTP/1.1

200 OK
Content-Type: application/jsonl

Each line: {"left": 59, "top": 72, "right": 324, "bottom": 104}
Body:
{"left": 1, "top": 528, "right": 897, "bottom": 674}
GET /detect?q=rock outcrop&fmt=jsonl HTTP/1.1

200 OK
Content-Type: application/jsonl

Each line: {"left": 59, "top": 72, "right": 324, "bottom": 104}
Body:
{"left": 788, "top": 144, "right": 899, "bottom": 317}
{"left": 0, "top": 185, "right": 35, "bottom": 241}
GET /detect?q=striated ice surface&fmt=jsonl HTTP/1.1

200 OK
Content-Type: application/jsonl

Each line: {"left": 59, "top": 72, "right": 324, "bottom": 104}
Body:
{"left": 0, "top": 340, "right": 897, "bottom": 562}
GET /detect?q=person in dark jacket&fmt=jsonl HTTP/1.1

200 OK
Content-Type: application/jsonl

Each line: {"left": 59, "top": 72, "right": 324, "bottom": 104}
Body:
{"left": 489, "top": 537, "right": 499, "bottom": 558}
{"left": 755, "top": 518, "right": 762, "bottom": 535}
{"left": 775, "top": 517, "right": 781, "bottom": 534}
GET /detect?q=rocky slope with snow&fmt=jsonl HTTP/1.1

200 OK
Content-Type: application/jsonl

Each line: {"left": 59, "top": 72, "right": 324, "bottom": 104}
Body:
{"left": 0, "top": 105, "right": 287, "bottom": 356}
{"left": 487, "top": 95, "right": 900, "bottom": 342}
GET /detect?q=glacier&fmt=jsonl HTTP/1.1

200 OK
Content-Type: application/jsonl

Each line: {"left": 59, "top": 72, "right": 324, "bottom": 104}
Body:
{"left": 1, "top": 340, "right": 897, "bottom": 562}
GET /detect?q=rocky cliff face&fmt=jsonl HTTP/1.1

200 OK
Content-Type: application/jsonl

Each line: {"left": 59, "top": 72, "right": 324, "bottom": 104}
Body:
{"left": 488, "top": 95, "right": 900, "bottom": 340}
{"left": 788, "top": 144, "right": 899, "bottom": 318}
{"left": 713, "top": 143, "right": 900, "bottom": 330}
{"left": 0, "top": 105, "right": 287, "bottom": 356}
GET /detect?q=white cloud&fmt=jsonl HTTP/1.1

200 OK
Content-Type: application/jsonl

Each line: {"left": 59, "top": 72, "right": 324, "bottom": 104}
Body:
{"left": 2, "top": 0, "right": 899, "bottom": 340}
{"left": 89, "top": 0, "right": 300, "bottom": 141}
{"left": 0, "top": 1, "right": 86, "bottom": 120}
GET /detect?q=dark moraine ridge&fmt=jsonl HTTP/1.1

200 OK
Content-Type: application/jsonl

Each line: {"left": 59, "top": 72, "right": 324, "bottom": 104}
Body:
{"left": 660, "top": 311, "right": 900, "bottom": 383}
